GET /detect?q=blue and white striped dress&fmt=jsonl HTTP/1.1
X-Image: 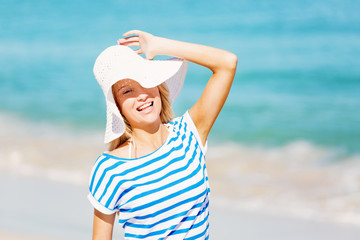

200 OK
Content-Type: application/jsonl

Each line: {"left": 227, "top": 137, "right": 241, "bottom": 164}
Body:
{"left": 88, "top": 111, "right": 210, "bottom": 239}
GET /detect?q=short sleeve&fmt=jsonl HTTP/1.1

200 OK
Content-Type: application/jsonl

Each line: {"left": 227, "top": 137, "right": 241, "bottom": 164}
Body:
{"left": 87, "top": 154, "right": 124, "bottom": 215}
{"left": 183, "top": 111, "right": 208, "bottom": 154}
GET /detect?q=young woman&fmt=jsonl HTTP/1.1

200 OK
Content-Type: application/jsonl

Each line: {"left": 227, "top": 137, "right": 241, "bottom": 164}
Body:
{"left": 88, "top": 30, "right": 237, "bottom": 239}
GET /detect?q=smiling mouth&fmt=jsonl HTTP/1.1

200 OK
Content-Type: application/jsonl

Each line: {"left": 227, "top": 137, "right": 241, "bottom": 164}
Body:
{"left": 136, "top": 101, "right": 154, "bottom": 111}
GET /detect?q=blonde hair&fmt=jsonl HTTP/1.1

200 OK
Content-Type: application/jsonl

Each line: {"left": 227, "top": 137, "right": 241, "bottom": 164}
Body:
{"left": 108, "top": 82, "right": 174, "bottom": 151}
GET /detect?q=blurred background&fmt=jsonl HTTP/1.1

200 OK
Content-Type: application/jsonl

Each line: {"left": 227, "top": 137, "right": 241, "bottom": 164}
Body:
{"left": 0, "top": 0, "right": 359, "bottom": 239}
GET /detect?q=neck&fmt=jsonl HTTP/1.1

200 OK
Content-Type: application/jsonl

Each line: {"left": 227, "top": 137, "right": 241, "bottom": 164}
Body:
{"left": 131, "top": 121, "right": 169, "bottom": 150}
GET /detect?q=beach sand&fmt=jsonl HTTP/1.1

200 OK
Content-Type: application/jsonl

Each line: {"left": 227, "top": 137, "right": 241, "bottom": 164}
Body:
{"left": 1, "top": 114, "right": 359, "bottom": 239}
{"left": 1, "top": 172, "right": 359, "bottom": 240}
{"left": 0, "top": 230, "right": 57, "bottom": 240}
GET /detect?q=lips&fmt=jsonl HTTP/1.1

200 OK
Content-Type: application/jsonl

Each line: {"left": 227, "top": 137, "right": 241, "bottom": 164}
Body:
{"left": 136, "top": 101, "right": 154, "bottom": 112}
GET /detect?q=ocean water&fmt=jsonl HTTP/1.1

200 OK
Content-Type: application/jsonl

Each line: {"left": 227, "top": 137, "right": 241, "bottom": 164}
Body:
{"left": 1, "top": 0, "right": 360, "bottom": 154}
{"left": 1, "top": 0, "right": 360, "bottom": 228}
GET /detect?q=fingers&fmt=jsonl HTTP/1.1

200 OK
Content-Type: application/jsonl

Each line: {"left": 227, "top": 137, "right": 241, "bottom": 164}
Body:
{"left": 119, "top": 30, "right": 154, "bottom": 59}
{"left": 118, "top": 36, "right": 139, "bottom": 44}
{"left": 134, "top": 48, "right": 143, "bottom": 55}
{"left": 117, "top": 39, "right": 143, "bottom": 55}
{"left": 118, "top": 36, "right": 141, "bottom": 48}
{"left": 145, "top": 55, "right": 154, "bottom": 60}
{"left": 123, "top": 29, "right": 142, "bottom": 37}
{"left": 118, "top": 40, "right": 139, "bottom": 46}
{"left": 121, "top": 42, "right": 140, "bottom": 47}
{"left": 119, "top": 36, "right": 139, "bottom": 42}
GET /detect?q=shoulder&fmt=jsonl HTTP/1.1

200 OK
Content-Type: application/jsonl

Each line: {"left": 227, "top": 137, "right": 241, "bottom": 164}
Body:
{"left": 107, "top": 141, "right": 130, "bottom": 159}
{"left": 89, "top": 145, "right": 130, "bottom": 191}
{"left": 175, "top": 111, "right": 208, "bottom": 153}
{"left": 167, "top": 113, "right": 189, "bottom": 132}
{"left": 89, "top": 142, "right": 130, "bottom": 176}
{"left": 170, "top": 111, "right": 194, "bottom": 131}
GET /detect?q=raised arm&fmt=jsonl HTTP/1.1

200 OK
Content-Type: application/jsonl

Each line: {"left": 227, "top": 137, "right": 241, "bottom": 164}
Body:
{"left": 118, "top": 30, "right": 237, "bottom": 145}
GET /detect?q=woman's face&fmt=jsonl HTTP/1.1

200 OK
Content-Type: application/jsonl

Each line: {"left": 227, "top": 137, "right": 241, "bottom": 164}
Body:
{"left": 112, "top": 79, "right": 162, "bottom": 129}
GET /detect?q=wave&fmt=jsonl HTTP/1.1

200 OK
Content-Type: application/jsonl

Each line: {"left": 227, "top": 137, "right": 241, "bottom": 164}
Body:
{"left": 206, "top": 142, "right": 360, "bottom": 227}
{"left": 0, "top": 113, "right": 359, "bottom": 226}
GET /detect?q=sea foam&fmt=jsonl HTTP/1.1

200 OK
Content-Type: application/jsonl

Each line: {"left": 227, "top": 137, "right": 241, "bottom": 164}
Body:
{"left": 0, "top": 113, "right": 359, "bottom": 226}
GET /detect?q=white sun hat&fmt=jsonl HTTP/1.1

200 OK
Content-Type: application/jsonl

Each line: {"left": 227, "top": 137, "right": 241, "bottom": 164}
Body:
{"left": 93, "top": 45, "right": 188, "bottom": 143}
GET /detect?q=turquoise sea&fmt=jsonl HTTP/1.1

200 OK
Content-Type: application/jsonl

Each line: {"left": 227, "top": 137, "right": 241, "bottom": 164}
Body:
{"left": 1, "top": 0, "right": 360, "bottom": 155}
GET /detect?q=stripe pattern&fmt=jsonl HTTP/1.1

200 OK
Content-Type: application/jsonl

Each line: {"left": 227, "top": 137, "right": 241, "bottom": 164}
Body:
{"left": 88, "top": 112, "right": 210, "bottom": 239}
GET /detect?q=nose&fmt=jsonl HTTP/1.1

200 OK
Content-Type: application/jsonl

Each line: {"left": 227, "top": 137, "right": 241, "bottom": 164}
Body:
{"left": 136, "top": 91, "right": 148, "bottom": 101}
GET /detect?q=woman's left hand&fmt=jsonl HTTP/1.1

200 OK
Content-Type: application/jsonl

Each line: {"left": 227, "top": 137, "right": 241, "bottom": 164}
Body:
{"left": 117, "top": 30, "right": 158, "bottom": 60}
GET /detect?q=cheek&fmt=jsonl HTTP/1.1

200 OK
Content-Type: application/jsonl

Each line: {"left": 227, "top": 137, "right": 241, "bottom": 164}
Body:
{"left": 118, "top": 98, "right": 134, "bottom": 116}
{"left": 148, "top": 87, "right": 160, "bottom": 96}
{"left": 155, "top": 90, "right": 162, "bottom": 110}
{"left": 154, "top": 95, "right": 162, "bottom": 112}
{"left": 151, "top": 88, "right": 161, "bottom": 102}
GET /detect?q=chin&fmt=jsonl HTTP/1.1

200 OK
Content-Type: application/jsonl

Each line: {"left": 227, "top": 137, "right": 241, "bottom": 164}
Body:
{"left": 133, "top": 103, "right": 162, "bottom": 126}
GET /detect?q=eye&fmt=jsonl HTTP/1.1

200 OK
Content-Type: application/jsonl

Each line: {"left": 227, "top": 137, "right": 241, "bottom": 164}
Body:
{"left": 122, "top": 88, "right": 132, "bottom": 95}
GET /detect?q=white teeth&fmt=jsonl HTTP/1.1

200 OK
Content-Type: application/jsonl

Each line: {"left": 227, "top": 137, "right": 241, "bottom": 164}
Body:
{"left": 138, "top": 102, "right": 153, "bottom": 111}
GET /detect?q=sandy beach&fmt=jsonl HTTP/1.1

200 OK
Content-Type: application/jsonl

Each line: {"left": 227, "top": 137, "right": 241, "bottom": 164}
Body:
{"left": 1, "top": 113, "right": 360, "bottom": 239}
{"left": 1, "top": 171, "right": 359, "bottom": 240}
{"left": 0, "top": 172, "right": 92, "bottom": 239}
{"left": 0, "top": 231, "right": 57, "bottom": 240}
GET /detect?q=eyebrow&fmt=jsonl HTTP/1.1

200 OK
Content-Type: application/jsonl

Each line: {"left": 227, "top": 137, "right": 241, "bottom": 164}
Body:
{"left": 118, "top": 85, "right": 129, "bottom": 91}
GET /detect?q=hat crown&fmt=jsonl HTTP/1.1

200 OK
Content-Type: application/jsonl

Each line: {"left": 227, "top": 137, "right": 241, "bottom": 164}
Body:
{"left": 93, "top": 45, "right": 142, "bottom": 94}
